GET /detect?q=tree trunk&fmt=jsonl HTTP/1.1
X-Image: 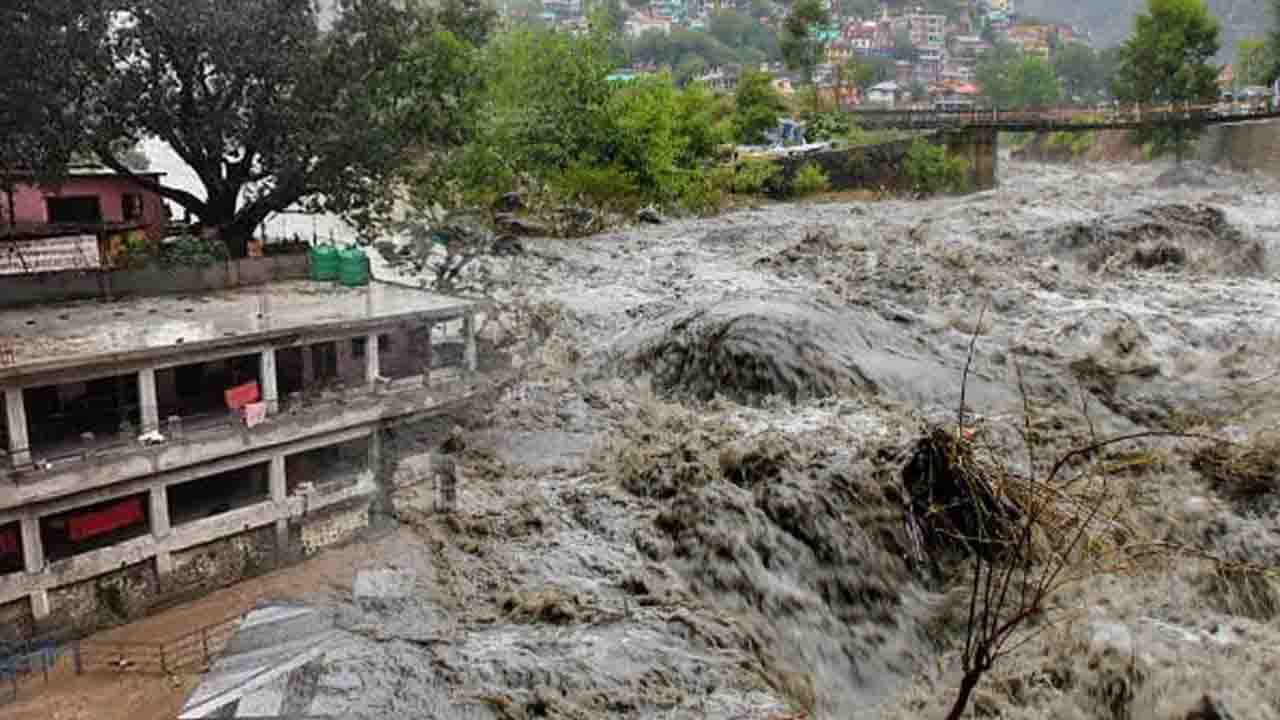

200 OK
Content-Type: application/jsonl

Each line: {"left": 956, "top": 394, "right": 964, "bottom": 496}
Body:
{"left": 218, "top": 223, "right": 253, "bottom": 259}
{"left": 943, "top": 670, "right": 983, "bottom": 720}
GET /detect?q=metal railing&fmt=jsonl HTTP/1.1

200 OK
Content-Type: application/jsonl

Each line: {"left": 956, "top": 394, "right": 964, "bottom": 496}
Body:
{"left": 849, "top": 101, "right": 1280, "bottom": 131}
{"left": 0, "top": 611, "right": 248, "bottom": 706}
{"left": 75, "top": 610, "right": 246, "bottom": 676}
{"left": 0, "top": 639, "right": 65, "bottom": 706}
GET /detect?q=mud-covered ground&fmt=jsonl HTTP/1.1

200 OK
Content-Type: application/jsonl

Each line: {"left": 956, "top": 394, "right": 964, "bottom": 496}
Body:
{"left": 302, "top": 159, "right": 1280, "bottom": 720}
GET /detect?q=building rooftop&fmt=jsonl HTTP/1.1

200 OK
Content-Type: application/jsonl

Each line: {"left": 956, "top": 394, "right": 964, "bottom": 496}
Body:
{"left": 0, "top": 280, "right": 477, "bottom": 383}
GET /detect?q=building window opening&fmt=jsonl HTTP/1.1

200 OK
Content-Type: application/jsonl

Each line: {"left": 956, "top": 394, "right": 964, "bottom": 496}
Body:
{"left": 378, "top": 330, "right": 421, "bottom": 381}
{"left": 0, "top": 521, "right": 23, "bottom": 575}
{"left": 167, "top": 463, "right": 270, "bottom": 528}
{"left": 41, "top": 493, "right": 150, "bottom": 563}
{"left": 285, "top": 436, "right": 371, "bottom": 495}
{"left": 23, "top": 373, "right": 139, "bottom": 462}
{"left": 156, "top": 354, "right": 261, "bottom": 432}
{"left": 122, "top": 193, "right": 144, "bottom": 221}
{"left": 46, "top": 196, "right": 103, "bottom": 224}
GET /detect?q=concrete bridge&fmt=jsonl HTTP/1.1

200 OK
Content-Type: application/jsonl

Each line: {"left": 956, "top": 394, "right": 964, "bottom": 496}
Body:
{"left": 849, "top": 103, "right": 1280, "bottom": 132}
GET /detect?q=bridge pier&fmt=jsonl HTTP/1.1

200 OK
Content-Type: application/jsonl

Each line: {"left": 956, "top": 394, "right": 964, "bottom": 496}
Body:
{"left": 944, "top": 127, "right": 998, "bottom": 191}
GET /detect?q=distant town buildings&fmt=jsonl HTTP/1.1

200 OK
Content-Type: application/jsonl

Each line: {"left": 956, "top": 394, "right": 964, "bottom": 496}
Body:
{"left": 515, "top": 0, "right": 1091, "bottom": 110}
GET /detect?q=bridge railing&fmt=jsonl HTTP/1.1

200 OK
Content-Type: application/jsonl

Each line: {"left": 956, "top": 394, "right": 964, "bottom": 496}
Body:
{"left": 850, "top": 100, "right": 1278, "bottom": 129}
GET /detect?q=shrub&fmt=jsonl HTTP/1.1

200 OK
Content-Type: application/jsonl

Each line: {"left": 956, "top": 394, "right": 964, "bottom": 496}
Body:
{"left": 674, "top": 168, "right": 730, "bottom": 216}
{"left": 801, "top": 111, "right": 851, "bottom": 142}
{"left": 904, "top": 138, "right": 970, "bottom": 195}
{"left": 729, "top": 157, "right": 780, "bottom": 195}
{"left": 789, "top": 161, "right": 829, "bottom": 197}
{"left": 553, "top": 164, "right": 643, "bottom": 212}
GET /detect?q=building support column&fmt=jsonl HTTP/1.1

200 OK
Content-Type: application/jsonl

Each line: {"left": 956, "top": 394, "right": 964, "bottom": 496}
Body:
{"left": 29, "top": 590, "right": 49, "bottom": 620}
{"left": 463, "top": 313, "right": 478, "bottom": 373}
{"left": 368, "top": 430, "right": 382, "bottom": 476}
{"left": 260, "top": 348, "right": 279, "bottom": 414}
{"left": 420, "top": 323, "right": 433, "bottom": 388}
{"left": 270, "top": 455, "right": 290, "bottom": 554}
{"left": 150, "top": 486, "right": 172, "bottom": 575}
{"left": 365, "top": 333, "right": 380, "bottom": 388}
{"left": 269, "top": 455, "right": 287, "bottom": 503}
{"left": 301, "top": 344, "right": 315, "bottom": 387}
{"left": 20, "top": 514, "right": 42, "bottom": 573}
{"left": 4, "top": 388, "right": 31, "bottom": 467}
{"left": 138, "top": 368, "right": 159, "bottom": 434}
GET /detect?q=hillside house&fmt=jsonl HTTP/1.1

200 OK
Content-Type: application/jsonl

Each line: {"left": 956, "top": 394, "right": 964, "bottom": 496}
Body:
{"left": 1, "top": 168, "right": 170, "bottom": 274}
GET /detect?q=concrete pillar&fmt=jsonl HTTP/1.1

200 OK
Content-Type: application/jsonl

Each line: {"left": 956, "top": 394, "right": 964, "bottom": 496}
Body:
{"left": 335, "top": 340, "right": 355, "bottom": 384}
{"left": 19, "top": 514, "right": 42, "bottom": 573}
{"left": 365, "top": 333, "right": 380, "bottom": 387}
{"left": 300, "top": 344, "right": 316, "bottom": 387}
{"left": 150, "top": 485, "right": 170, "bottom": 539}
{"left": 260, "top": 348, "right": 279, "bottom": 414}
{"left": 421, "top": 324, "right": 433, "bottom": 387}
{"left": 368, "top": 430, "right": 382, "bottom": 476}
{"left": 29, "top": 590, "right": 49, "bottom": 620}
{"left": 463, "top": 313, "right": 478, "bottom": 373}
{"left": 154, "top": 550, "right": 173, "bottom": 576}
{"left": 138, "top": 368, "right": 159, "bottom": 434}
{"left": 269, "top": 455, "right": 287, "bottom": 503}
{"left": 4, "top": 388, "right": 31, "bottom": 467}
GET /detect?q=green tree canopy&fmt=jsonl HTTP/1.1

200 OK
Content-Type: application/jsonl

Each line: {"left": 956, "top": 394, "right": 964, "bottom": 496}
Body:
{"left": 781, "top": 0, "right": 832, "bottom": 86}
{"left": 0, "top": 0, "right": 113, "bottom": 186}
{"left": 1236, "top": 38, "right": 1270, "bottom": 86}
{"left": 1112, "top": 0, "right": 1220, "bottom": 158}
{"left": 1270, "top": 0, "right": 1280, "bottom": 83}
{"left": 733, "top": 69, "right": 786, "bottom": 143}
{"left": 978, "top": 47, "right": 1062, "bottom": 107}
{"left": 1053, "top": 42, "right": 1112, "bottom": 102}
{"left": 4, "top": 0, "right": 493, "bottom": 256}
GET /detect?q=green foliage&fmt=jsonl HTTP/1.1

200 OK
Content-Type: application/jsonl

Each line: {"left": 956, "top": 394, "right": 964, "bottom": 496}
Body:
{"left": 789, "top": 162, "right": 830, "bottom": 197}
{"left": 553, "top": 164, "right": 643, "bottom": 212}
{"left": 118, "top": 234, "right": 230, "bottom": 269}
{"left": 904, "top": 138, "right": 969, "bottom": 195}
{"left": 0, "top": 1, "right": 113, "bottom": 184}
{"left": 730, "top": 157, "right": 781, "bottom": 194}
{"left": 801, "top": 112, "right": 852, "bottom": 142}
{"left": 1113, "top": 0, "right": 1220, "bottom": 159}
{"left": 97, "top": 0, "right": 492, "bottom": 257}
{"left": 781, "top": 0, "right": 832, "bottom": 85}
{"left": 977, "top": 46, "right": 1062, "bottom": 107}
{"left": 733, "top": 70, "right": 787, "bottom": 144}
{"left": 1053, "top": 42, "right": 1113, "bottom": 103}
{"left": 1270, "top": 0, "right": 1280, "bottom": 85}
{"left": 626, "top": 15, "right": 780, "bottom": 72}
{"left": 427, "top": 29, "right": 735, "bottom": 217}
{"left": 1235, "top": 38, "right": 1270, "bottom": 87}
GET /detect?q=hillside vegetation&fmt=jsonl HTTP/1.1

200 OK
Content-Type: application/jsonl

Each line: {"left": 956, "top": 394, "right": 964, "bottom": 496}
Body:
{"left": 1019, "top": 0, "right": 1268, "bottom": 53}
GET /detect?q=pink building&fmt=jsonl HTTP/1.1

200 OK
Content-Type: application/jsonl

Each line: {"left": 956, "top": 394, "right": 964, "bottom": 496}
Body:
{"left": 2, "top": 169, "right": 169, "bottom": 242}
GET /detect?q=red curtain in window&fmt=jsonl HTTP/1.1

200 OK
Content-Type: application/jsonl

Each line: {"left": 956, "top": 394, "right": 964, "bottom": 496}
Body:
{"left": 67, "top": 497, "right": 145, "bottom": 541}
{"left": 0, "top": 527, "right": 18, "bottom": 555}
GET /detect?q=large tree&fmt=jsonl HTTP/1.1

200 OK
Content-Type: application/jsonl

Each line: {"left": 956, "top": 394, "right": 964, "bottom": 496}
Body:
{"left": 1112, "top": 0, "right": 1220, "bottom": 159}
{"left": 0, "top": 1, "right": 113, "bottom": 193}
{"left": 9, "top": 0, "right": 492, "bottom": 257}
{"left": 733, "top": 70, "right": 787, "bottom": 144}
{"left": 1053, "top": 42, "right": 1111, "bottom": 103}
{"left": 781, "top": 0, "right": 833, "bottom": 88}
{"left": 1269, "top": 0, "right": 1280, "bottom": 85}
{"left": 1235, "top": 38, "right": 1270, "bottom": 87}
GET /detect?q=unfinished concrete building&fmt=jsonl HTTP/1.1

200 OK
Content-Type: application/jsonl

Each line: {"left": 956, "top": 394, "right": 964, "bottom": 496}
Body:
{"left": 0, "top": 279, "right": 480, "bottom": 642}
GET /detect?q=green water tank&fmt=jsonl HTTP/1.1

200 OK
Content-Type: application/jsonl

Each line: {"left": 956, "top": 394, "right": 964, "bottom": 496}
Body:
{"left": 310, "top": 244, "right": 340, "bottom": 281}
{"left": 337, "top": 246, "right": 370, "bottom": 287}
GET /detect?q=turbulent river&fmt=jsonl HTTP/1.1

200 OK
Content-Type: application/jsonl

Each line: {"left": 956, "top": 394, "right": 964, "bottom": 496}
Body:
{"left": 211, "top": 157, "right": 1280, "bottom": 719}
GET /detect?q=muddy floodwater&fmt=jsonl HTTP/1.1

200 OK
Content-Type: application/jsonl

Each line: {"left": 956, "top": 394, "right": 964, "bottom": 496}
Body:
{"left": 270, "top": 159, "right": 1280, "bottom": 720}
